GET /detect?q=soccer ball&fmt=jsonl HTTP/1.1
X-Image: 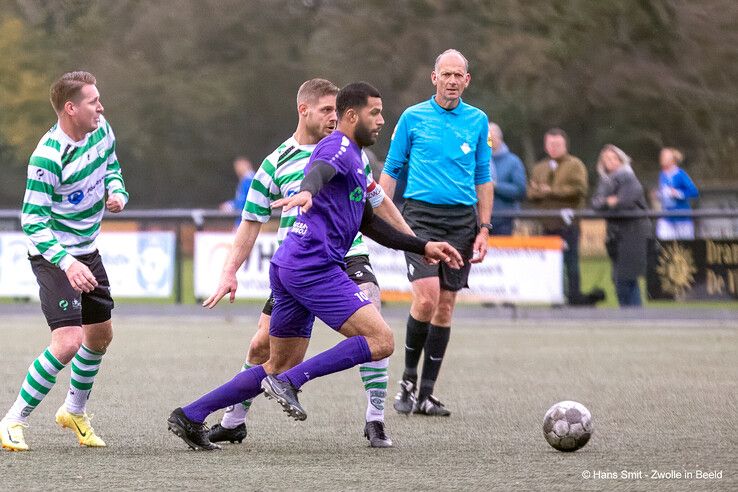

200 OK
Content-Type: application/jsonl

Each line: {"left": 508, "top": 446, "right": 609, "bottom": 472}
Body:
{"left": 542, "top": 400, "right": 593, "bottom": 452}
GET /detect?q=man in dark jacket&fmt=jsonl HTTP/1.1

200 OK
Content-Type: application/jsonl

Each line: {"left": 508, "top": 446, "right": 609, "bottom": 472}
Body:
{"left": 488, "top": 122, "right": 526, "bottom": 235}
{"left": 527, "top": 128, "right": 589, "bottom": 304}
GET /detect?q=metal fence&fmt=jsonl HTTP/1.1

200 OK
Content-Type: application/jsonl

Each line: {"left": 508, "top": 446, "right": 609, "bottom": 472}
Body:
{"left": 2, "top": 208, "right": 737, "bottom": 303}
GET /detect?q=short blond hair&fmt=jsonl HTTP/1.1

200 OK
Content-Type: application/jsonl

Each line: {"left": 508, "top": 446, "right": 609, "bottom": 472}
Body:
{"left": 50, "top": 71, "right": 97, "bottom": 114}
{"left": 662, "top": 147, "right": 684, "bottom": 165}
{"left": 296, "top": 78, "right": 339, "bottom": 107}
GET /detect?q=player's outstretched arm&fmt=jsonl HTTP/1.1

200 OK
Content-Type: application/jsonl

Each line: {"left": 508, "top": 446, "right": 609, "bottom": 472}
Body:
{"left": 202, "top": 220, "right": 262, "bottom": 308}
{"left": 272, "top": 191, "right": 313, "bottom": 214}
{"left": 271, "top": 161, "right": 337, "bottom": 214}
{"left": 423, "top": 241, "right": 463, "bottom": 269}
{"left": 359, "top": 201, "right": 463, "bottom": 268}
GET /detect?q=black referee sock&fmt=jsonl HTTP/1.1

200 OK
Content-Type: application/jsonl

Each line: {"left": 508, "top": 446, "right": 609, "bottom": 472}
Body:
{"left": 418, "top": 324, "right": 450, "bottom": 402}
{"left": 402, "top": 315, "right": 430, "bottom": 384}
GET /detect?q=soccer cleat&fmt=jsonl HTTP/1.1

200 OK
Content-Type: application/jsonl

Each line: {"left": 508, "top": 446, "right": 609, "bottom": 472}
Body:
{"left": 261, "top": 375, "right": 307, "bottom": 421}
{"left": 413, "top": 395, "right": 451, "bottom": 417}
{"left": 55, "top": 405, "right": 106, "bottom": 447}
{"left": 393, "top": 379, "right": 417, "bottom": 415}
{"left": 1, "top": 419, "right": 29, "bottom": 452}
{"left": 208, "top": 423, "right": 247, "bottom": 444}
{"left": 167, "top": 408, "right": 221, "bottom": 451}
{"left": 364, "top": 421, "right": 393, "bottom": 448}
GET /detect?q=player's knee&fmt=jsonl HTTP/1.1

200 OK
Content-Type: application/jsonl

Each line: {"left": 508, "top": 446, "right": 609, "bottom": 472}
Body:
{"left": 52, "top": 332, "right": 84, "bottom": 363}
{"left": 368, "top": 329, "right": 394, "bottom": 360}
{"left": 93, "top": 331, "right": 113, "bottom": 353}
{"left": 434, "top": 303, "right": 455, "bottom": 324}
{"left": 247, "top": 333, "right": 270, "bottom": 365}
{"left": 413, "top": 297, "right": 437, "bottom": 318}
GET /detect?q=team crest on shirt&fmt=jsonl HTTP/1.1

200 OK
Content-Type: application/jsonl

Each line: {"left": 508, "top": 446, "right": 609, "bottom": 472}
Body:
{"left": 68, "top": 190, "right": 84, "bottom": 205}
{"left": 460, "top": 142, "right": 472, "bottom": 154}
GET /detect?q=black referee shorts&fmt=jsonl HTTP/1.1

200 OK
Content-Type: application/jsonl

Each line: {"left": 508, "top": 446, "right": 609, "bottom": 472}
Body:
{"left": 402, "top": 198, "right": 478, "bottom": 292}
{"left": 29, "top": 250, "right": 114, "bottom": 330}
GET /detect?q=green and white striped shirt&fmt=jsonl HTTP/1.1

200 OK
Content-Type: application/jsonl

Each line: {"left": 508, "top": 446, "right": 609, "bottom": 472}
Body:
{"left": 21, "top": 115, "right": 128, "bottom": 271}
{"left": 242, "top": 135, "right": 381, "bottom": 257}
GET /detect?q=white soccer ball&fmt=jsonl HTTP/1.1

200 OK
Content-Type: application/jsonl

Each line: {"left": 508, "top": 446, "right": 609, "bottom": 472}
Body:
{"left": 543, "top": 400, "right": 593, "bottom": 452}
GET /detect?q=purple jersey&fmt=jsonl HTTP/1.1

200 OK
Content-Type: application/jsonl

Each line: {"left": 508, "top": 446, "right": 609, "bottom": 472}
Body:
{"left": 272, "top": 131, "right": 367, "bottom": 271}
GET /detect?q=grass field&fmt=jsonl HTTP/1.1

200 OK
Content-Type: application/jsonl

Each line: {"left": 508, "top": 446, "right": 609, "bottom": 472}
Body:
{"left": 2, "top": 312, "right": 736, "bottom": 491}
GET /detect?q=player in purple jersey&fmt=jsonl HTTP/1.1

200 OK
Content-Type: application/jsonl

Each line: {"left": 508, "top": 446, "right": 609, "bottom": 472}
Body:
{"left": 167, "top": 82, "right": 463, "bottom": 450}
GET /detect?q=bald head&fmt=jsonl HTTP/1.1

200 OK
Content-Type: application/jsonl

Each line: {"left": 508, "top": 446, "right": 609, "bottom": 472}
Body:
{"left": 434, "top": 49, "right": 469, "bottom": 72}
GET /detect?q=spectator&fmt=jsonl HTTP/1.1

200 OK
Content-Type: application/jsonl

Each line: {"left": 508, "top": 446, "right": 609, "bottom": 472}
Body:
{"left": 591, "top": 145, "right": 651, "bottom": 307}
{"left": 220, "top": 155, "right": 255, "bottom": 214}
{"left": 655, "top": 147, "right": 699, "bottom": 240}
{"left": 488, "top": 122, "right": 526, "bottom": 235}
{"left": 527, "top": 128, "right": 589, "bottom": 305}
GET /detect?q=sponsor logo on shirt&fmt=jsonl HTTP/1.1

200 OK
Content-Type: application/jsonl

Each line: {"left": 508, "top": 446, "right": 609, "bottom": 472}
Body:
{"left": 349, "top": 186, "right": 364, "bottom": 202}
{"left": 68, "top": 190, "right": 84, "bottom": 205}
{"left": 67, "top": 176, "right": 105, "bottom": 205}
{"left": 292, "top": 221, "right": 308, "bottom": 235}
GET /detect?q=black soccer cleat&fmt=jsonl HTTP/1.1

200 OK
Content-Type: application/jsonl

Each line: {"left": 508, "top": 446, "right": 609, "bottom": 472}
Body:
{"left": 208, "top": 423, "right": 247, "bottom": 444}
{"left": 167, "top": 407, "right": 221, "bottom": 451}
{"left": 261, "top": 375, "right": 307, "bottom": 421}
{"left": 413, "top": 395, "right": 451, "bottom": 417}
{"left": 393, "top": 379, "right": 417, "bottom": 415}
{"left": 364, "top": 420, "right": 393, "bottom": 448}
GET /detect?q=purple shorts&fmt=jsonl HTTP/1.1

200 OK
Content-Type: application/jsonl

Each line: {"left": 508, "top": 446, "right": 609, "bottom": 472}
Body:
{"left": 269, "top": 263, "right": 371, "bottom": 338}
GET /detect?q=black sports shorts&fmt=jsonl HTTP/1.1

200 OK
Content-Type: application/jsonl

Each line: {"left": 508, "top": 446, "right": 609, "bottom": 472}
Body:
{"left": 402, "top": 198, "right": 477, "bottom": 292}
{"left": 261, "top": 254, "right": 378, "bottom": 315}
{"left": 29, "top": 250, "right": 114, "bottom": 330}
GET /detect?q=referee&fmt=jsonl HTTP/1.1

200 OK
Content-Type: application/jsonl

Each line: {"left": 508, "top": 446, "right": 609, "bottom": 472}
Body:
{"left": 379, "top": 49, "right": 493, "bottom": 416}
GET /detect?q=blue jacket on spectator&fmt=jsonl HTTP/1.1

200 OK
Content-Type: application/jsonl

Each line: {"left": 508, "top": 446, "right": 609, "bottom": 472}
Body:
{"left": 490, "top": 143, "right": 527, "bottom": 234}
{"left": 658, "top": 167, "right": 698, "bottom": 223}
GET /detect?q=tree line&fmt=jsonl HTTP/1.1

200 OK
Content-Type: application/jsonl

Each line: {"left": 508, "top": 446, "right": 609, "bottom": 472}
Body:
{"left": 1, "top": 0, "right": 736, "bottom": 207}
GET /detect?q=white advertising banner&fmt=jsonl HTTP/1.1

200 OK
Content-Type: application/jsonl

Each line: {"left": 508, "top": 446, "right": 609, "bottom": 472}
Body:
{"left": 194, "top": 232, "right": 564, "bottom": 304}
{"left": 0, "top": 232, "right": 176, "bottom": 298}
{"left": 194, "top": 232, "right": 278, "bottom": 300}
{"left": 367, "top": 235, "right": 565, "bottom": 304}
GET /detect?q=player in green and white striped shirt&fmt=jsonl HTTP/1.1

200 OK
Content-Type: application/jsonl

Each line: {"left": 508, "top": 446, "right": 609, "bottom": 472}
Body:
{"left": 200, "top": 79, "right": 413, "bottom": 448}
{"left": 1, "top": 71, "right": 128, "bottom": 452}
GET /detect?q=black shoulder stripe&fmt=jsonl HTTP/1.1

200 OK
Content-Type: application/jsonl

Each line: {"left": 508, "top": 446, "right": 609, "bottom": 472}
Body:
{"left": 277, "top": 147, "right": 301, "bottom": 168}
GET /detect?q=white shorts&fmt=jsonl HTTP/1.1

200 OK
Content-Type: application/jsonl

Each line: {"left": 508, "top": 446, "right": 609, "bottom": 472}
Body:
{"left": 656, "top": 219, "right": 694, "bottom": 240}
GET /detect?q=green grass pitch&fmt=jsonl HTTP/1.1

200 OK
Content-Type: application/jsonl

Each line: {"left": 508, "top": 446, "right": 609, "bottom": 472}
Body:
{"left": 2, "top": 312, "right": 735, "bottom": 490}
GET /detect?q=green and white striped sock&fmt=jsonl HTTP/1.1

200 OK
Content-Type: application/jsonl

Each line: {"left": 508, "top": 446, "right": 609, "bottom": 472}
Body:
{"left": 4, "top": 348, "right": 65, "bottom": 423}
{"left": 220, "top": 362, "right": 255, "bottom": 429}
{"left": 359, "top": 358, "right": 389, "bottom": 422}
{"left": 64, "top": 345, "right": 104, "bottom": 414}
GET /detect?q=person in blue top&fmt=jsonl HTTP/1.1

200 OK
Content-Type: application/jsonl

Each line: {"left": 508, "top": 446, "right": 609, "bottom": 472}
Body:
{"left": 655, "top": 147, "right": 699, "bottom": 240}
{"left": 488, "top": 122, "right": 527, "bottom": 235}
{"left": 167, "top": 82, "right": 462, "bottom": 451}
{"left": 220, "top": 156, "right": 255, "bottom": 218}
{"left": 379, "top": 49, "right": 493, "bottom": 417}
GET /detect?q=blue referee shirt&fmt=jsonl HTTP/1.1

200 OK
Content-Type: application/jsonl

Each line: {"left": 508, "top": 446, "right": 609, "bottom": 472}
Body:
{"left": 384, "top": 96, "right": 491, "bottom": 206}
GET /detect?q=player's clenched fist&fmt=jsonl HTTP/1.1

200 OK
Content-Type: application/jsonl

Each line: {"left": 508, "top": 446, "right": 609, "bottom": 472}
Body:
{"left": 66, "top": 260, "right": 98, "bottom": 293}
{"left": 105, "top": 193, "right": 126, "bottom": 213}
{"left": 423, "top": 241, "right": 463, "bottom": 269}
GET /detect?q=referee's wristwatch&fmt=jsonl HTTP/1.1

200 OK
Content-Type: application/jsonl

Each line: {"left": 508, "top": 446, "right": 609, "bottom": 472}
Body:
{"left": 480, "top": 223, "right": 493, "bottom": 233}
